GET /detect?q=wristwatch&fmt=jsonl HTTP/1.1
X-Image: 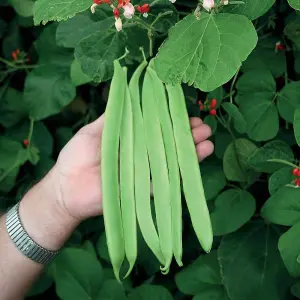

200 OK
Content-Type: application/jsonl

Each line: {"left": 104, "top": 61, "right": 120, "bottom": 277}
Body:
{"left": 6, "top": 202, "right": 59, "bottom": 264}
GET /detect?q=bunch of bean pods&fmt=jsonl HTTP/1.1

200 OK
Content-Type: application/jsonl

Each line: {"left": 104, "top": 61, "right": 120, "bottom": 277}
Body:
{"left": 101, "top": 56, "right": 213, "bottom": 282}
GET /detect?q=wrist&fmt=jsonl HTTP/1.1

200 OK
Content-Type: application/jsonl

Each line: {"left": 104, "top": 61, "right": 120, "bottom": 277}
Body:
{"left": 19, "top": 168, "right": 80, "bottom": 251}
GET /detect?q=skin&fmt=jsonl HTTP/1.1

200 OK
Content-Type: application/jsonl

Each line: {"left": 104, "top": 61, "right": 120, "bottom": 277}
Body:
{"left": 0, "top": 114, "right": 213, "bottom": 300}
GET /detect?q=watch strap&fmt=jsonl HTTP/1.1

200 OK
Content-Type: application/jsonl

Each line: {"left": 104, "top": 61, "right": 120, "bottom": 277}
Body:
{"left": 6, "top": 202, "right": 59, "bottom": 265}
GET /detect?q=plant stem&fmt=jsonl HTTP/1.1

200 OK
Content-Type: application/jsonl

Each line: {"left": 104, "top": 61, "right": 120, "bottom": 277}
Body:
{"left": 27, "top": 117, "right": 35, "bottom": 145}
{"left": 230, "top": 67, "right": 240, "bottom": 104}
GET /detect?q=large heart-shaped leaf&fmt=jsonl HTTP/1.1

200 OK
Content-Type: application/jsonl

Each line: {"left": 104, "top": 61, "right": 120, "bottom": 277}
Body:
{"left": 261, "top": 186, "right": 300, "bottom": 226}
{"left": 33, "top": 0, "right": 91, "bottom": 25}
{"left": 211, "top": 189, "right": 256, "bottom": 236}
{"left": 218, "top": 221, "right": 293, "bottom": 300}
{"left": 279, "top": 221, "right": 300, "bottom": 277}
{"left": 155, "top": 13, "right": 257, "bottom": 92}
{"left": 223, "top": 0, "right": 275, "bottom": 20}
{"left": 288, "top": 0, "right": 300, "bottom": 10}
{"left": 277, "top": 81, "right": 300, "bottom": 123}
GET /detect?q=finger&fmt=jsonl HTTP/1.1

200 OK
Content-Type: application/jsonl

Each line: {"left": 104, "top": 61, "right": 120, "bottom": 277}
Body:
{"left": 192, "top": 124, "right": 212, "bottom": 144}
{"left": 196, "top": 140, "right": 214, "bottom": 162}
{"left": 190, "top": 117, "right": 203, "bottom": 129}
{"left": 79, "top": 114, "right": 105, "bottom": 137}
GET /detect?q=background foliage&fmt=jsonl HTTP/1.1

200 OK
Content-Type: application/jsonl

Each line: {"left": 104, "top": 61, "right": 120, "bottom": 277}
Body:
{"left": 2, "top": 0, "right": 300, "bottom": 299}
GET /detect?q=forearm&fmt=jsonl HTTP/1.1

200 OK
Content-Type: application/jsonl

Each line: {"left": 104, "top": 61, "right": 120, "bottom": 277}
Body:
{"left": 0, "top": 168, "right": 79, "bottom": 300}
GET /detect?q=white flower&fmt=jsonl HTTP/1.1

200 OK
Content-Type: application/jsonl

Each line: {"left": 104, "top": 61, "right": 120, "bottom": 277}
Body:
{"left": 169, "top": 0, "right": 176, "bottom": 3}
{"left": 203, "top": 0, "right": 214, "bottom": 11}
{"left": 90, "top": 3, "right": 98, "bottom": 14}
{"left": 123, "top": 3, "right": 135, "bottom": 19}
{"left": 223, "top": 0, "right": 229, "bottom": 5}
{"left": 115, "top": 17, "right": 123, "bottom": 31}
{"left": 143, "top": 13, "right": 148, "bottom": 18}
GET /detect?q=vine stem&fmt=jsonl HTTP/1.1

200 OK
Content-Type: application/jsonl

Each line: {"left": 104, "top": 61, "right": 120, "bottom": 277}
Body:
{"left": 27, "top": 117, "right": 35, "bottom": 145}
{"left": 230, "top": 67, "right": 240, "bottom": 104}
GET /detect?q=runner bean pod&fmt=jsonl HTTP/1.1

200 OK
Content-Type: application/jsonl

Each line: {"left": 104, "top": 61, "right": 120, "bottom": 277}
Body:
{"left": 166, "top": 84, "right": 213, "bottom": 253}
{"left": 101, "top": 59, "right": 126, "bottom": 282}
{"left": 147, "top": 65, "right": 183, "bottom": 267}
{"left": 142, "top": 66, "right": 173, "bottom": 273}
{"left": 129, "top": 60, "right": 166, "bottom": 266}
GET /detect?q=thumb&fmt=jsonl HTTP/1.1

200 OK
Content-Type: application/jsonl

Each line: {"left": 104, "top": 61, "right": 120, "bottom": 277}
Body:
{"left": 80, "top": 114, "right": 105, "bottom": 137}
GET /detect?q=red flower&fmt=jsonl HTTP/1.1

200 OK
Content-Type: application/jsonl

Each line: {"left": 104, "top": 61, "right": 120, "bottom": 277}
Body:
{"left": 209, "top": 109, "right": 217, "bottom": 116}
{"left": 11, "top": 49, "right": 20, "bottom": 61}
{"left": 210, "top": 98, "right": 217, "bottom": 109}
{"left": 197, "top": 100, "right": 204, "bottom": 111}
{"left": 295, "top": 178, "right": 300, "bottom": 186}
{"left": 118, "top": 0, "right": 130, "bottom": 8}
{"left": 293, "top": 168, "right": 299, "bottom": 176}
{"left": 23, "top": 139, "right": 29, "bottom": 147}
{"left": 275, "top": 41, "right": 286, "bottom": 51}
{"left": 93, "top": 0, "right": 110, "bottom": 4}
{"left": 113, "top": 8, "right": 120, "bottom": 18}
{"left": 137, "top": 3, "right": 150, "bottom": 13}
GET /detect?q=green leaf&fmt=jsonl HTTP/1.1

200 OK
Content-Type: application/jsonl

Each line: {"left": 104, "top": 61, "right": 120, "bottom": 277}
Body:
{"left": 75, "top": 30, "right": 126, "bottom": 82}
{"left": 278, "top": 81, "right": 300, "bottom": 123}
{"left": 26, "top": 272, "right": 53, "bottom": 297}
{"left": 201, "top": 165, "right": 226, "bottom": 201}
{"left": 5, "top": 121, "right": 54, "bottom": 156}
{"left": 0, "top": 87, "right": 28, "bottom": 127}
{"left": 223, "top": 138, "right": 259, "bottom": 182}
{"left": 241, "top": 38, "right": 286, "bottom": 77}
{"left": 33, "top": 0, "right": 91, "bottom": 25}
{"left": 215, "top": 131, "right": 232, "bottom": 160}
{"left": 223, "top": 0, "right": 275, "bottom": 20}
{"left": 71, "top": 58, "right": 92, "bottom": 86}
{"left": 56, "top": 15, "right": 114, "bottom": 48}
{"left": 193, "top": 289, "right": 229, "bottom": 300}
{"left": 34, "top": 154, "right": 55, "bottom": 180}
{"left": 0, "top": 137, "right": 27, "bottom": 192}
{"left": 268, "top": 166, "right": 294, "bottom": 196}
{"left": 211, "top": 189, "right": 256, "bottom": 236}
{"left": 288, "top": 0, "right": 300, "bottom": 9}
{"left": 222, "top": 103, "right": 246, "bottom": 134}
{"left": 294, "top": 108, "right": 300, "bottom": 146}
{"left": 128, "top": 285, "right": 172, "bottom": 300}
{"left": 175, "top": 251, "right": 223, "bottom": 295}
{"left": 96, "top": 279, "right": 127, "bottom": 300}
{"left": 204, "top": 115, "right": 217, "bottom": 134}
{"left": 236, "top": 70, "right": 278, "bottom": 141}
{"left": 279, "top": 221, "right": 300, "bottom": 277}
{"left": 154, "top": 13, "right": 257, "bottom": 92}
{"left": 35, "top": 24, "right": 74, "bottom": 66}
{"left": 291, "top": 281, "right": 300, "bottom": 298}
{"left": 9, "top": 0, "right": 34, "bottom": 17}
{"left": 248, "top": 140, "right": 294, "bottom": 173}
{"left": 52, "top": 248, "right": 103, "bottom": 300}
{"left": 55, "top": 127, "right": 74, "bottom": 152}
{"left": 218, "top": 221, "right": 293, "bottom": 300}
{"left": 261, "top": 186, "right": 300, "bottom": 226}
{"left": 24, "top": 65, "right": 76, "bottom": 120}
{"left": 285, "top": 16, "right": 300, "bottom": 49}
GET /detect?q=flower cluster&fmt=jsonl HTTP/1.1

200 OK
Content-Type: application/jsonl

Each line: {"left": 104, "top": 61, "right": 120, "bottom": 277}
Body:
{"left": 91, "top": 0, "right": 176, "bottom": 31}
{"left": 11, "top": 49, "right": 20, "bottom": 61}
{"left": 275, "top": 41, "right": 286, "bottom": 52}
{"left": 198, "top": 98, "right": 217, "bottom": 116}
{"left": 292, "top": 167, "right": 300, "bottom": 186}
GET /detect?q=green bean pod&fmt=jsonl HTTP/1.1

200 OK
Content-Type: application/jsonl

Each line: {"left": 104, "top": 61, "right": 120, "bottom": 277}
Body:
{"left": 166, "top": 84, "right": 213, "bottom": 253}
{"left": 129, "top": 61, "right": 165, "bottom": 266}
{"left": 120, "top": 68, "right": 136, "bottom": 278}
{"left": 142, "top": 67, "right": 173, "bottom": 273}
{"left": 101, "top": 60, "right": 126, "bottom": 282}
{"left": 147, "top": 66, "right": 183, "bottom": 267}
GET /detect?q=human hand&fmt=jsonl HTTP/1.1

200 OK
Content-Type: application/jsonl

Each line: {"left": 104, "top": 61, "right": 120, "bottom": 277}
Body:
{"left": 50, "top": 114, "right": 214, "bottom": 223}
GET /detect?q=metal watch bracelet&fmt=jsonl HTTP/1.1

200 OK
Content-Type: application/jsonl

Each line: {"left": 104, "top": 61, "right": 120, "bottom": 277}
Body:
{"left": 6, "top": 202, "right": 59, "bottom": 265}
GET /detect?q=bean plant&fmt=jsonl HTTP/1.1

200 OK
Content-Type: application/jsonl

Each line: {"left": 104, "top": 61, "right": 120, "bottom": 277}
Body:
{"left": 1, "top": 0, "right": 300, "bottom": 299}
